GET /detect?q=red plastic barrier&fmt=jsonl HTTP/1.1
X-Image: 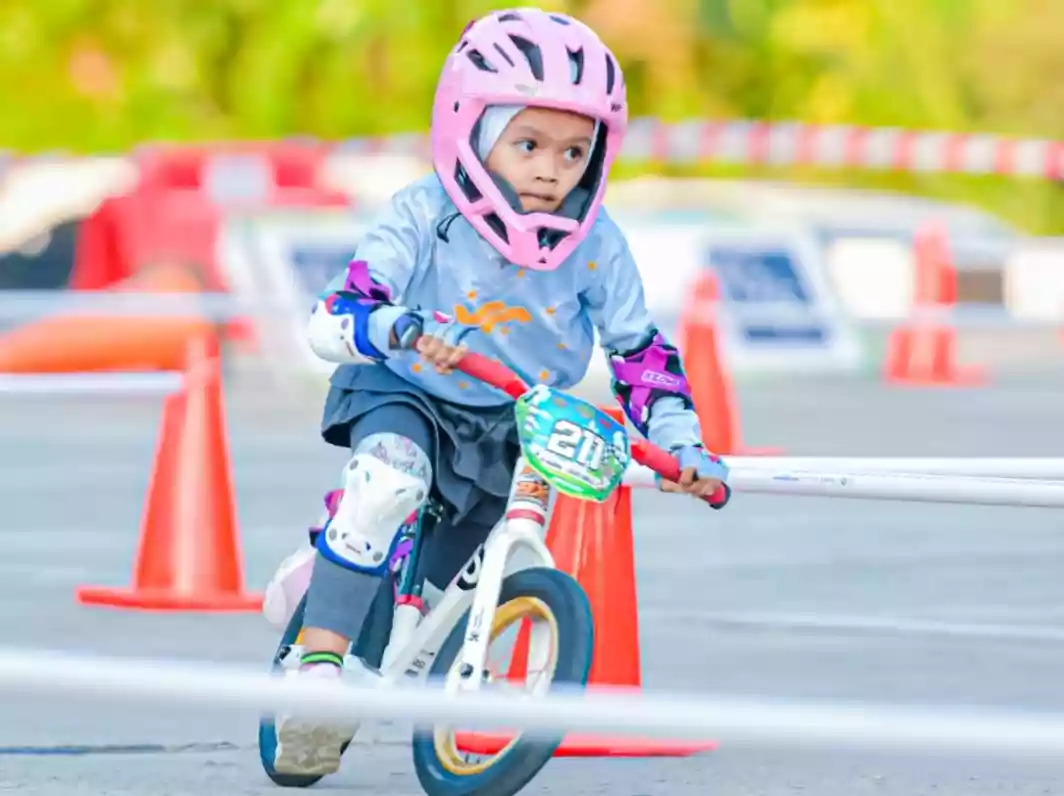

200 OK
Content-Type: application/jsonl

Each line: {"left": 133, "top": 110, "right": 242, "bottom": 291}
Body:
{"left": 70, "top": 191, "right": 222, "bottom": 290}
{"left": 70, "top": 143, "right": 349, "bottom": 291}
{"left": 134, "top": 142, "right": 346, "bottom": 206}
{"left": 62, "top": 144, "right": 351, "bottom": 355}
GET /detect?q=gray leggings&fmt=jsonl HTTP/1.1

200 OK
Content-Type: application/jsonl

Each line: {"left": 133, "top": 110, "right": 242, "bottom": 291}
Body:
{"left": 302, "top": 403, "right": 494, "bottom": 641}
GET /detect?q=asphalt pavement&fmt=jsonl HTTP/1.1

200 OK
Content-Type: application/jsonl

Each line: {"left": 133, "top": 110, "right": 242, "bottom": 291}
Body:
{"left": 1, "top": 372, "right": 1063, "bottom": 795}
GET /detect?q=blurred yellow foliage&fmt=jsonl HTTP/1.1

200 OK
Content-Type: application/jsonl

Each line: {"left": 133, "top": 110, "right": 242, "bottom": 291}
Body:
{"left": 2, "top": 0, "right": 1063, "bottom": 232}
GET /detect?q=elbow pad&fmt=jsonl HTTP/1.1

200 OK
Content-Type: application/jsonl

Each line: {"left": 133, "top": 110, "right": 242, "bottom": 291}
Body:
{"left": 307, "top": 292, "right": 388, "bottom": 364}
{"left": 306, "top": 259, "right": 397, "bottom": 364}
{"left": 607, "top": 330, "right": 694, "bottom": 436}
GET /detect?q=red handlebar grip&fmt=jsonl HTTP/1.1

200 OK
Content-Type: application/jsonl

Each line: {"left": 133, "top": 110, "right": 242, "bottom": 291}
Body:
{"left": 631, "top": 440, "right": 727, "bottom": 506}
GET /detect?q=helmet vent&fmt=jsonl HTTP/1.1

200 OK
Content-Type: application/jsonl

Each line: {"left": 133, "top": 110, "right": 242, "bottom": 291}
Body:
{"left": 568, "top": 48, "right": 584, "bottom": 85}
{"left": 484, "top": 213, "right": 509, "bottom": 243}
{"left": 466, "top": 50, "right": 497, "bottom": 73}
{"left": 507, "top": 35, "right": 544, "bottom": 81}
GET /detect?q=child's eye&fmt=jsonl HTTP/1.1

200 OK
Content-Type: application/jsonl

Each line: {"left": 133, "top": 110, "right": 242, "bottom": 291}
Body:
{"left": 564, "top": 146, "right": 586, "bottom": 162}
{"left": 514, "top": 139, "right": 536, "bottom": 154}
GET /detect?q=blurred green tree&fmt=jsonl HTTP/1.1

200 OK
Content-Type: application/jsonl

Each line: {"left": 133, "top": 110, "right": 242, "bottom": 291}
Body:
{"left": 1, "top": 0, "right": 1061, "bottom": 231}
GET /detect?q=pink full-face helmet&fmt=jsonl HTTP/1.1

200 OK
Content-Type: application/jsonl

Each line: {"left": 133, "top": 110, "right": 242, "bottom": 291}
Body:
{"left": 430, "top": 8, "right": 628, "bottom": 271}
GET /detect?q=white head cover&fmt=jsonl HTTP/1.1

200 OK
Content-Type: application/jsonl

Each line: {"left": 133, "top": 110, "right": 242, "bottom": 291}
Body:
{"left": 476, "top": 105, "right": 525, "bottom": 161}
{"left": 475, "top": 104, "right": 602, "bottom": 173}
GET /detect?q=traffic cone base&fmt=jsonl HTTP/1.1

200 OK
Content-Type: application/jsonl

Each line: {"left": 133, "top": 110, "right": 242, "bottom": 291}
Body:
{"left": 883, "top": 328, "right": 988, "bottom": 387}
{"left": 76, "top": 586, "right": 262, "bottom": 612}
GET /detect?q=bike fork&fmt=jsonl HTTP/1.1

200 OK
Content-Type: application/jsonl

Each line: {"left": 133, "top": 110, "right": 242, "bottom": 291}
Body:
{"left": 451, "top": 477, "right": 555, "bottom": 694}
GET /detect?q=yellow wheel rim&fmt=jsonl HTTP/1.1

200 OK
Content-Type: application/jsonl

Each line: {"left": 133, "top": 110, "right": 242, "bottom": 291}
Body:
{"left": 433, "top": 595, "right": 560, "bottom": 776}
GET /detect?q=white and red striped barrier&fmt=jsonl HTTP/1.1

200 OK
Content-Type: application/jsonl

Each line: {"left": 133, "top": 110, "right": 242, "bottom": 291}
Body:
{"left": 4, "top": 118, "right": 1064, "bottom": 183}
{"left": 336, "top": 118, "right": 1064, "bottom": 180}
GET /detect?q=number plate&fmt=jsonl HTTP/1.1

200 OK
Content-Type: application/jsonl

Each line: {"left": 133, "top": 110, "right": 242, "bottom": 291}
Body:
{"left": 513, "top": 385, "right": 631, "bottom": 502}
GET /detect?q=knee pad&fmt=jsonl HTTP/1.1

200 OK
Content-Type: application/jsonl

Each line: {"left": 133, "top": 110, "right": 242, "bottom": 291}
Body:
{"left": 317, "top": 433, "right": 432, "bottom": 576}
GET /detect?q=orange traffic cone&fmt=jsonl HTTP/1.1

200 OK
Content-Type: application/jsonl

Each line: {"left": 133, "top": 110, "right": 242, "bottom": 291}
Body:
{"left": 883, "top": 221, "right": 986, "bottom": 386}
{"left": 455, "top": 406, "right": 716, "bottom": 758}
{"left": 0, "top": 262, "right": 216, "bottom": 374}
{"left": 680, "top": 271, "right": 781, "bottom": 455}
{"left": 76, "top": 333, "right": 262, "bottom": 611}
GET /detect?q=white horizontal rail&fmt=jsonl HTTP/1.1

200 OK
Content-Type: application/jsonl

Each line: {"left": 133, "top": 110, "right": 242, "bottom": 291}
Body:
{"left": 625, "top": 464, "right": 1064, "bottom": 508}
{"left": 724, "top": 456, "right": 1064, "bottom": 481}
{"left": 0, "top": 291, "right": 265, "bottom": 320}
{"left": 2, "top": 648, "right": 1064, "bottom": 759}
{"left": 0, "top": 372, "right": 183, "bottom": 394}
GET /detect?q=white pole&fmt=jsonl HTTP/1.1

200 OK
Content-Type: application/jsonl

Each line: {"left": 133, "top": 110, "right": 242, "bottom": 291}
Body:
{"left": 624, "top": 464, "right": 1064, "bottom": 508}
{"left": 722, "top": 457, "right": 1064, "bottom": 481}
{"left": 0, "top": 372, "right": 183, "bottom": 395}
{"left": 0, "top": 291, "right": 256, "bottom": 320}
{"left": 1, "top": 649, "right": 1064, "bottom": 759}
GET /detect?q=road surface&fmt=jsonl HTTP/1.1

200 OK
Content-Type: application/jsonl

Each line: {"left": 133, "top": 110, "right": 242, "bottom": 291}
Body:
{"left": 1, "top": 373, "right": 1063, "bottom": 794}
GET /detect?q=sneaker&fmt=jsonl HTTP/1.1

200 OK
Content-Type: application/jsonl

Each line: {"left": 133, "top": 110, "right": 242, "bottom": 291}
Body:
{"left": 272, "top": 662, "right": 361, "bottom": 777}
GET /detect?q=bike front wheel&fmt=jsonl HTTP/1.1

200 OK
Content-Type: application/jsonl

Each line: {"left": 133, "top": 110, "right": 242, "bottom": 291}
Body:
{"left": 411, "top": 566, "right": 593, "bottom": 796}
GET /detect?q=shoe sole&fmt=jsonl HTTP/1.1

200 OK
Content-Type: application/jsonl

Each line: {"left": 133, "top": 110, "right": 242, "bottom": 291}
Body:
{"left": 273, "top": 717, "right": 357, "bottom": 776}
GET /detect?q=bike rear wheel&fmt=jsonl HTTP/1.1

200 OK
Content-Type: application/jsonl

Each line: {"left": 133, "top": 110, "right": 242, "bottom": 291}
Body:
{"left": 410, "top": 567, "right": 593, "bottom": 796}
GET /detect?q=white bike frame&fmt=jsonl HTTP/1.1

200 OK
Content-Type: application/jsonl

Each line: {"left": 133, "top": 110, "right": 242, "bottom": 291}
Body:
{"left": 371, "top": 455, "right": 558, "bottom": 694}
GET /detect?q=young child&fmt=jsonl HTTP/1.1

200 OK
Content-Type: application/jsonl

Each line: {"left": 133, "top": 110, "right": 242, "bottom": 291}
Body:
{"left": 267, "top": 7, "right": 732, "bottom": 777}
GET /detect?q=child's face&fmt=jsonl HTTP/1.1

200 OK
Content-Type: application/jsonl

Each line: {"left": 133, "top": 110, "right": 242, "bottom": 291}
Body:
{"left": 485, "top": 107, "right": 596, "bottom": 213}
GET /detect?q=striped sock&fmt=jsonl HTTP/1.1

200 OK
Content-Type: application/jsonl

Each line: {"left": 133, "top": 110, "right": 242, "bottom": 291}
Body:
{"left": 300, "top": 650, "right": 345, "bottom": 670}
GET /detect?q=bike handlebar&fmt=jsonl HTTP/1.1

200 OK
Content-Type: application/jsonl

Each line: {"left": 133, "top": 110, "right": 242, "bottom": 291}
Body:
{"left": 454, "top": 351, "right": 727, "bottom": 506}
{"left": 452, "top": 353, "right": 528, "bottom": 401}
